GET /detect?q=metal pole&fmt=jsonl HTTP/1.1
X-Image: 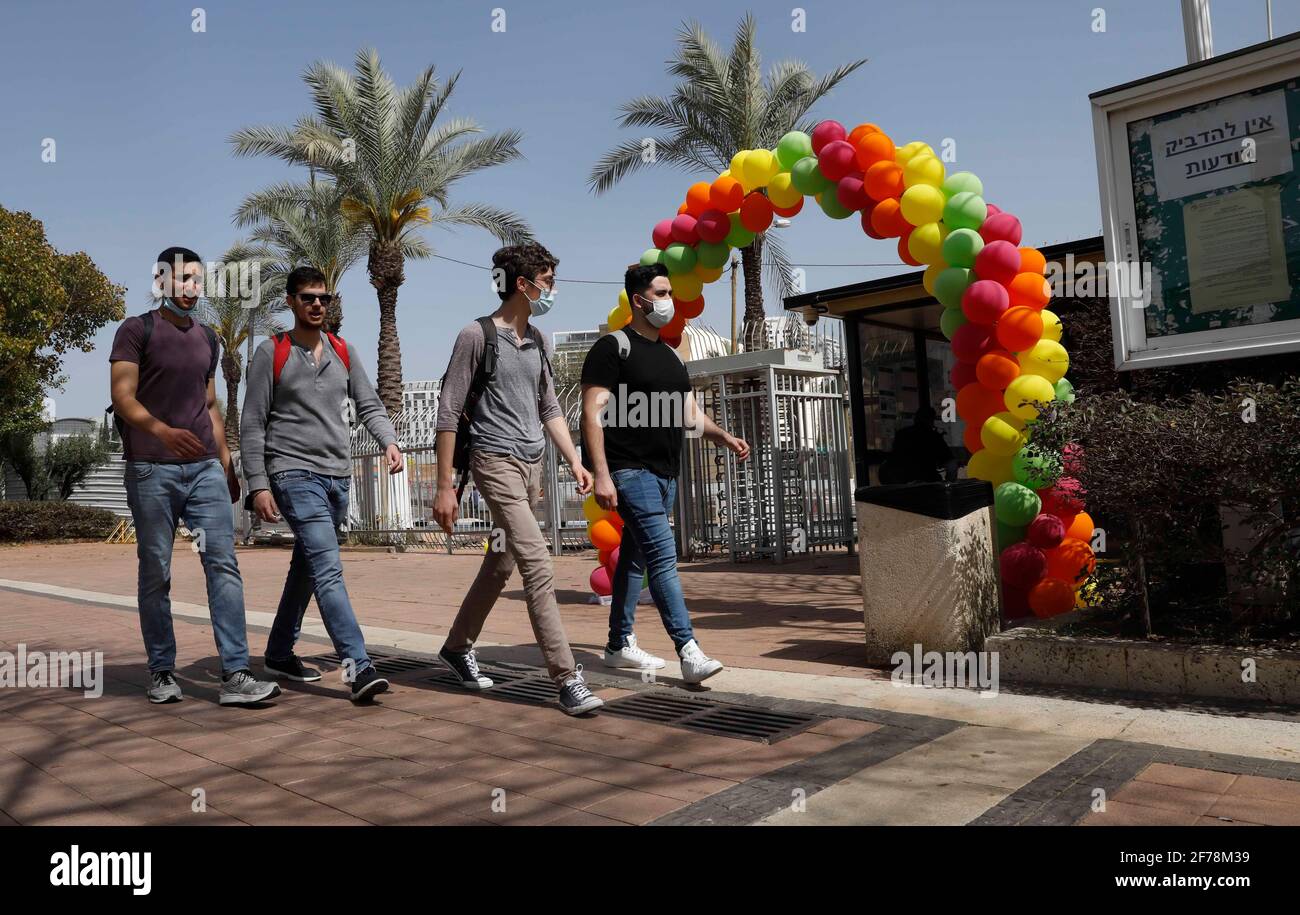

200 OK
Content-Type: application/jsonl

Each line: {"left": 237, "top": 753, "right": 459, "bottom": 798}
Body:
{"left": 1267, "top": 0, "right": 1273, "bottom": 38}
{"left": 729, "top": 254, "right": 739, "bottom": 354}
{"left": 1181, "top": 0, "right": 1214, "bottom": 63}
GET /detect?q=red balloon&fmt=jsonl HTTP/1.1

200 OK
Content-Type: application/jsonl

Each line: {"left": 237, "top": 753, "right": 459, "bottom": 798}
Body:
{"left": 605, "top": 546, "right": 621, "bottom": 573}
{"left": 962, "top": 279, "right": 1010, "bottom": 324}
{"left": 1003, "top": 585, "right": 1032, "bottom": 619}
{"left": 696, "top": 209, "right": 730, "bottom": 244}
{"left": 1046, "top": 538, "right": 1095, "bottom": 585}
{"left": 837, "top": 175, "right": 871, "bottom": 211}
{"left": 962, "top": 422, "right": 984, "bottom": 454}
{"left": 897, "top": 228, "right": 922, "bottom": 266}
{"left": 1028, "top": 577, "right": 1074, "bottom": 618}
{"left": 950, "top": 360, "right": 979, "bottom": 390}
{"left": 661, "top": 333, "right": 683, "bottom": 349}
{"left": 818, "top": 140, "right": 859, "bottom": 182}
{"left": 652, "top": 219, "right": 674, "bottom": 250}
{"left": 974, "top": 240, "right": 1021, "bottom": 286}
{"left": 860, "top": 204, "right": 884, "bottom": 239}
{"left": 670, "top": 214, "right": 699, "bottom": 245}
{"left": 980, "top": 212, "right": 1023, "bottom": 246}
{"left": 955, "top": 382, "right": 1005, "bottom": 423}
{"left": 985, "top": 202, "right": 1002, "bottom": 218}
{"left": 772, "top": 198, "right": 803, "bottom": 218}
{"left": 675, "top": 295, "right": 705, "bottom": 319}
{"left": 1026, "top": 513, "right": 1066, "bottom": 550}
{"left": 1000, "top": 542, "right": 1048, "bottom": 590}
{"left": 590, "top": 566, "right": 613, "bottom": 597}
{"left": 739, "top": 193, "right": 774, "bottom": 232}
{"left": 811, "top": 120, "right": 847, "bottom": 154}
{"left": 951, "top": 322, "right": 995, "bottom": 363}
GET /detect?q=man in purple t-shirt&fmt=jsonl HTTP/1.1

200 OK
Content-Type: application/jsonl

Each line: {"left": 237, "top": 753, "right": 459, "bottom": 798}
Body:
{"left": 108, "top": 246, "right": 279, "bottom": 707}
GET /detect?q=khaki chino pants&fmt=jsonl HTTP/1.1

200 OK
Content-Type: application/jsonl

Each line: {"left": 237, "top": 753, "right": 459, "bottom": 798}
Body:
{"left": 444, "top": 451, "right": 576, "bottom": 682}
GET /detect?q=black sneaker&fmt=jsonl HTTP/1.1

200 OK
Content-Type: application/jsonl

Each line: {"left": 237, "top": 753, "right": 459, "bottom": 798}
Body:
{"left": 438, "top": 646, "right": 494, "bottom": 690}
{"left": 558, "top": 666, "right": 604, "bottom": 716}
{"left": 263, "top": 653, "right": 323, "bottom": 682}
{"left": 350, "top": 665, "right": 389, "bottom": 703}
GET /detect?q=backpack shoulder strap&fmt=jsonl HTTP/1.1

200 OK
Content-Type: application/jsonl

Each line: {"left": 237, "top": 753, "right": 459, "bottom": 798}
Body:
{"left": 476, "top": 316, "right": 499, "bottom": 379}
{"left": 326, "top": 332, "right": 350, "bottom": 371}
{"left": 272, "top": 332, "right": 292, "bottom": 385}
{"left": 203, "top": 325, "right": 219, "bottom": 380}
{"left": 611, "top": 329, "right": 630, "bottom": 360}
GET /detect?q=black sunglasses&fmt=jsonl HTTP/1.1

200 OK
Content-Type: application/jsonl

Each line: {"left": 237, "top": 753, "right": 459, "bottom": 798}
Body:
{"left": 295, "top": 292, "right": 335, "bottom": 306}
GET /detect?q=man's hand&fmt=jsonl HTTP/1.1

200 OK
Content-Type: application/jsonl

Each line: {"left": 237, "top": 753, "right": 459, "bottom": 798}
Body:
{"left": 572, "top": 462, "right": 593, "bottom": 496}
{"left": 157, "top": 425, "right": 205, "bottom": 460}
{"left": 252, "top": 490, "right": 280, "bottom": 523}
{"left": 434, "top": 484, "right": 459, "bottom": 534}
{"left": 385, "top": 443, "right": 404, "bottom": 474}
{"left": 725, "top": 434, "right": 751, "bottom": 462}
{"left": 594, "top": 471, "right": 617, "bottom": 512}
{"left": 224, "top": 462, "right": 241, "bottom": 503}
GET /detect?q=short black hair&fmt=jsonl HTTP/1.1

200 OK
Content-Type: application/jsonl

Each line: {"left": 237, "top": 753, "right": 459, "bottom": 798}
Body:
{"left": 625, "top": 263, "right": 669, "bottom": 302}
{"left": 156, "top": 246, "right": 202, "bottom": 272}
{"left": 492, "top": 243, "right": 558, "bottom": 302}
{"left": 286, "top": 265, "right": 328, "bottom": 297}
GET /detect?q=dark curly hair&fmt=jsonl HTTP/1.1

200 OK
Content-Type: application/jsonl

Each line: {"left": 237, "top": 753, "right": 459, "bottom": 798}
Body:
{"left": 492, "top": 243, "right": 558, "bottom": 302}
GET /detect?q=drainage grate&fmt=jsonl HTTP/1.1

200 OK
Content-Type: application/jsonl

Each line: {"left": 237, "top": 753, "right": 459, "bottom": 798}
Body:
{"left": 425, "top": 666, "right": 527, "bottom": 690}
{"left": 425, "top": 665, "right": 558, "bottom": 704}
{"left": 603, "top": 691, "right": 819, "bottom": 743}
{"left": 309, "top": 651, "right": 436, "bottom": 677}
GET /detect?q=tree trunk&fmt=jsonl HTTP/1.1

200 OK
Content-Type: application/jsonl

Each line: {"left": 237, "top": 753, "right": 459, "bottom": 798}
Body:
{"left": 327, "top": 290, "right": 343, "bottom": 335}
{"left": 740, "top": 235, "right": 765, "bottom": 349}
{"left": 221, "top": 351, "right": 242, "bottom": 451}
{"left": 369, "top": 240, "right": 406, "bottom": 415}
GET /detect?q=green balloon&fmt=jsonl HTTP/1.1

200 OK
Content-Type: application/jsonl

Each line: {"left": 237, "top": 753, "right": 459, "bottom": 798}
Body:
{"left": 996, "top": 520, "right": 1027, "bottom": 550}
{"left": 661, "top": 242, "right": 697, "bottom": 274}
{"left": 1053, "top": 377, "right": 1076, "bottom": 404}
{"left": 941, "top": 229, "right": 984, "bottom": 268}
{"left": 943, "top": 192, "right": 987, "bottom": 231}
{"left": 640, "top": 247, "right": 664, "bottom": 267}
{"left": 696, "top": 240, "right": 731, "bottom": 269}
{"left": 1011, "top": 448, "right": 1062, "bottom": 489}
{"left": 942, "top": 170, "right": 984, "bottom": 198}
{"left": 818, "top": 192, "right": 854, "bottom": 220}
{"left": 790, "top": 156, "right": 831, "bottom": 195}
{"left": 934, "top": 267, "right": 973, "bottom": 308}
{"left": 939, "top": 306, "right": 967, "bottom": 340}
{"left": 994, "top": 481, "right": 1042, "bottom": 527}
{"left": 776, "top": 131, "right": 814, "bottom": 169}
{"left": 725, "top": 213, "right": 755, "bottom": 248}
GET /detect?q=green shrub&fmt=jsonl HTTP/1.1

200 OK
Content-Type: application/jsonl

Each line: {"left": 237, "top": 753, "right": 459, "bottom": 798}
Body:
{"left": 0, "top": 501, "right": 119, "bottom": 542}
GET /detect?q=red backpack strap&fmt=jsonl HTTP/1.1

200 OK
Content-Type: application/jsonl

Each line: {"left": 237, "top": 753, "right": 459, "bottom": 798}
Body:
{"left": 272, "top": 333, "right": 292, "bottom": 385}
{"left": 326, "top": 333, "right": 350, "bottom": 372}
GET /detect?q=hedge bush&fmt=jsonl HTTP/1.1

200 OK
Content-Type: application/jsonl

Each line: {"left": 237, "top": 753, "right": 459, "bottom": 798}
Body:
{"left": 0, "top": 501, "right": 119, "bottom": 542}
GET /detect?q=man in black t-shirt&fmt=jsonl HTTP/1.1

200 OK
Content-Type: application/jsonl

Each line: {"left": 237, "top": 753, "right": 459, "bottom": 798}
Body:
{"left": 580, "top": 264, "right": 749, "bottom": 684}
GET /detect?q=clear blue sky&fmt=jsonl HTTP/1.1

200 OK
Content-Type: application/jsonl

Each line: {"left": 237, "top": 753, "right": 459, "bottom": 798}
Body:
{"left": 2, "top": 0, "right": 1293, "bottom": 419}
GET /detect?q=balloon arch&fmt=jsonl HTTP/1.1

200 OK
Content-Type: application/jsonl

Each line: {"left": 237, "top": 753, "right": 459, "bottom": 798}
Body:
{"left": 582, "top": 119, "right": 1096, "bottom": 620}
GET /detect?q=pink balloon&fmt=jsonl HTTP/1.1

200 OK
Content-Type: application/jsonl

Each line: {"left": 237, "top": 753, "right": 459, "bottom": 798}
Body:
{"left": 606, "top": 546, "right": 621, "bottom": 573}
{"left": 818, "top": 140, "right": 858, "bottom": 182}
{"left": 980, "top": 212, "right": 1023, "bottom": 246}
{"left": 974, "top": 240, "right": 1021, "bottom": 286}
{"left": 985, "top": 202, "right": 1002, "bottom": 218}
{"left": 1026, "top": 513, "right": 1066, "bottom": 550}
{"left": 950, "top": 360, "right": 979, "bottom": 390}
{"left": 1001, "top": 542, "right": 1048, "bottom": 590}
{"left": 836, "top": 175, "right": 871, "bottom": 210}
{"left": 951, "top": 322, "right": 995, "bottom": 363}
{"left": 811, "top": 120, "right": 847, "bottom": 154}
{"left": 961, "top": 279, "right": 1010, "bottom": 324}
{"left": 696, "top": 210, "right": 730, "bottom": 244}
{"left": 652, "top": 219, "right": 674, "bottom": 249}
{"left": 590, "top": 566, "right": 613, "bottom": 597}
{"left": 670, "top": 214, "right": 699, "bottom": 245}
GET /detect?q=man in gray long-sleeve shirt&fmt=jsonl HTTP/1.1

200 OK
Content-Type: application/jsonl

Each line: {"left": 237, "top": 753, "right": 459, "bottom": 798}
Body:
{"left": 240, "top": 266, "right": 403, "bottom": 702}
{"left": 432, "top": 243, "right": 603, "bottom": 716}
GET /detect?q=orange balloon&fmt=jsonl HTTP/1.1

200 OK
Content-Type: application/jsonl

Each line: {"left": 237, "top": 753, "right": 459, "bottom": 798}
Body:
{"left": 685, "top": 182, "right": 713, "bottom": 216}
{"left": 1028, "top": 577, "right": 1075, "bottom": 618}
{"left": 675, "top": 295, "right": 706, "bottom": 319}
{"left": 995, "top": 306, "right": 1044, "bottom": 352}
{"left": 1046, "top": 537, "right": 1095, "bottom": 586}
{"left": 1066, "top": 511, "right": 1094, "bottom": 543}
{"left": 677, "top": 203, "right": 689, "bottom": 215}
{"left": 956, "top": 382, "right": 1005, "bottom": 424}
{"left": 870, "top": 197, "right": 908, "bottom": 238}
{"left": 1019, "top": 247, "right": 1047, "bottom": 275}
{"left": 1008, "top": 272, "right": 1052, "bottom": 310}
{"left": 588, "top": 518, "right": 621, "bottom": 551}
{"left": 848, "top": 123, "right": 881, "bottom": 144}
{"left": 710, "top": 175, "right": 744, "bottom": 212}
{"left": 864, "top": 161, "right": 904, "bottom": 201}
{"left": 854, "top": 131, "right": 895, "bottom": 170}
{"left": 976, "top": 350, "right": 1020, "bottom": 391}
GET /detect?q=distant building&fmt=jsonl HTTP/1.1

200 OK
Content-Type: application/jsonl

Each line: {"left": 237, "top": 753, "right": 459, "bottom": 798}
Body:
{"left": 401, "top": 380, "right": 441, "bottom": 445}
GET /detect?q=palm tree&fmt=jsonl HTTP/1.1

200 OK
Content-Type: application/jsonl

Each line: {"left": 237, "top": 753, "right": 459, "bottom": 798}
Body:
{"left": 234, "top": 178, "right": 369, "bottom": 335}
{"left": 231, "top": 48, "right": 532, "bottom": 413}
{"left": 589, "top": 14, "right": 866, "bottom": 329}
{"left": 199, "top": 247, "right": 288, "bottom": 449}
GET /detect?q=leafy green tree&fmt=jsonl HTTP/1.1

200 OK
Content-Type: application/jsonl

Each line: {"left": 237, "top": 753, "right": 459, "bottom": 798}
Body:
{"left": 0, "top": 430, "right": 108, "bottom": 501}
{"left": 0, "top": 206, "right": 125, "bottom": 437}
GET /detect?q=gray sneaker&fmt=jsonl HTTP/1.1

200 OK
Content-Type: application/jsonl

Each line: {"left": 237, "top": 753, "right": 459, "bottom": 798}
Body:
{"left": 558, "top": 666, "right": 604, "bottom": 716}
{"left": 147, "top": 670, "right": 183, "bottom": 704}
{"left": 219, "top": 669, "right": 282, "bottom": 706}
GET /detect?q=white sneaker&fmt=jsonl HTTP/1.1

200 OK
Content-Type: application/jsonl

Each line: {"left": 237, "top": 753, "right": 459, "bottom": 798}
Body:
{"left": 603, "top": 633, "right": 666, "bottom": 670}
{"left": 678, "top": 639, "right": 723, "bottom": 684}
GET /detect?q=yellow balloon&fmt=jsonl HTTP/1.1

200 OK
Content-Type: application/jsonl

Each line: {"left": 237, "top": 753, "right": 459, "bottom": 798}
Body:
{"left": 980, "top": 412, "right": 1027, "bottom": 456}
{"left": 744, "top": 149, "right": 779, "bottom": 188}
{"left": 730, "top": 150, "right": 750, "bottom": 175}
{"left": 618, "top": 289, "right": 629, "bottom": 309}
{"left": 966, "top": 448, "right": 1014, "bottom": 488}
{"left": 694, "top": 264, "right": 724, "bottom": 283}
{"left": 895, "top": 141, "right": 935, "bottom": 167}
{"left": 767, "top": 171, "right": 802, "bottom": 208}
{"left": 1004, "top": 374, "right": 1056, "bottom": 421}
{"left": 582, "top": 493, "right": 610, "bottom": 524}
{"left": 1018, "top": 339, "right": 1069, "bottom": 383}
{"left": 669, "top": 271, "right": 703, "bottom": 301}
{"left": 922, "top": 263, "right": 945, "bottom": 296}
{"left": 607, "top": 302, "right": 631, "bottom": 329}
{"left": 1041, "top": 309, "right": 1063, "bottom": 342}
{"left": 902, "top": 154, "right": 945, "bottom": 189}
{"left": 907, "top": 222, "right": 950, "bottom": 265}
{"left": 899, "top": 184, "right": 945, "bottom": 226}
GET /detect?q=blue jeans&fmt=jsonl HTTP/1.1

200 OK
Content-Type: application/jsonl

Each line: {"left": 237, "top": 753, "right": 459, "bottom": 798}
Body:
{"left": 124, "top": 459, "right": 249, "bottom": 675}
{"left": 608, "top": 467, "right": 695, "bottom": 653}
{"left": 264, "top": 470, "right": 371, "bottom": 673}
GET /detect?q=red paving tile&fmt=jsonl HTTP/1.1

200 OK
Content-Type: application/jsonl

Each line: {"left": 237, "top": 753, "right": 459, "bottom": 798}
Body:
{"left": 1081, "top": 764, "right": 1300, "bottom": 827}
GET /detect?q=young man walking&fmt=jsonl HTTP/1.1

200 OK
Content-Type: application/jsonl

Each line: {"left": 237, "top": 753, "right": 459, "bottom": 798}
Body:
{"left": 580, "top": 264, "right": 749, "bottom": 684}
{"left": 108, "top": 247, "right": 280, "bottom": 705}
{"left": 241, "top": 266, "right": 403, "bottom": 702}
{"left": 433, "top": 243, "right": 603, "bottom": 716}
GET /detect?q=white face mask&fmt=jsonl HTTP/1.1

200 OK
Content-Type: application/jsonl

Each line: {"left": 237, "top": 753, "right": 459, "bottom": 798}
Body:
{"left": 523, "top": 278, "right": 556, "bottom": 317}
{"left": 636, "top": 293, "right": 674, "bottom": 328}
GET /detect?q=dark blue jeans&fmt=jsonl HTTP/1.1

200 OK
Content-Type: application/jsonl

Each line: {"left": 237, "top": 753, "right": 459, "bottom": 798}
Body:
{"left": 608, "top": 467, "right": 695, "bottom": 652}
{"left": 264, "top": 470, "right": 371, "bottom": 674}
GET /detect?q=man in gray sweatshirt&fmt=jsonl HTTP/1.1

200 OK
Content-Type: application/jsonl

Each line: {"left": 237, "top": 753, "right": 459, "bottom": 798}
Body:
{"left": 240, "top": 266, "right": 403, "bottom": 702}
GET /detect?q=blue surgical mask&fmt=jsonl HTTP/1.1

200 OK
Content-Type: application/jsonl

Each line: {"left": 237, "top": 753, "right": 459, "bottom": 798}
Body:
{"left": 160, "top": 298, "right": 192, "bottom": 317}
{"left": 526, "top": 283, "right": 556, "bottom": 317}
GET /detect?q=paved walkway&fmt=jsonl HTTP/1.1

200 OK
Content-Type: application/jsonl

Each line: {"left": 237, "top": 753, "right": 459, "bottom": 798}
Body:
{"left": 1, "top": 542, "right": 1297, "bottom": 826}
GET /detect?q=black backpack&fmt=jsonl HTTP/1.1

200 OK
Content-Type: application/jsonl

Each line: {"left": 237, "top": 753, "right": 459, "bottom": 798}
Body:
{"left": 107, "top": 311, "right": 220, "bottom": 438}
